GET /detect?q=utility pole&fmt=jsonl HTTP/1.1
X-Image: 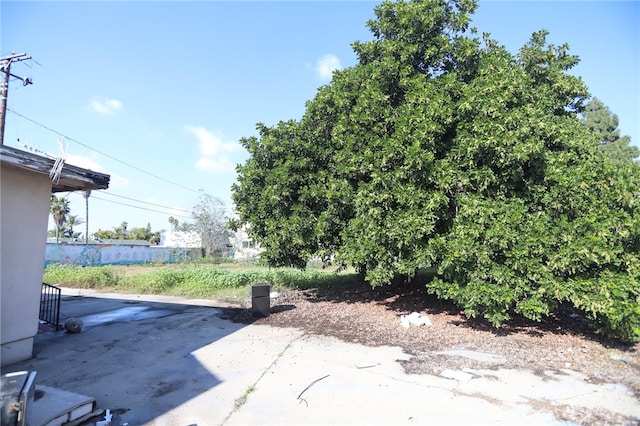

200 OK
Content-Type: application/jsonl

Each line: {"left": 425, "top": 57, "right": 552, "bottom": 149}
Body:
{"left": 1, "top": 52, "right": 32, "bottom": 146}
{"left": 84, "top": 190, "right": 91, "bottom": 244}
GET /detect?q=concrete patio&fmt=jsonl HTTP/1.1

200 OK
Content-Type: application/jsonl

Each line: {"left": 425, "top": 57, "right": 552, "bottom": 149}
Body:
{"left": 2, "top": 288, "right": 639, "bottom": 425}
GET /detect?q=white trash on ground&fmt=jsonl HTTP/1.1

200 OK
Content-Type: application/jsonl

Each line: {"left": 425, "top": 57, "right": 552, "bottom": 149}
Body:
{"left": 400, "top": 312, "right": 432, "bottom": 328}
{"left": 96, "top": 409, "right": 112, "bottom": 426}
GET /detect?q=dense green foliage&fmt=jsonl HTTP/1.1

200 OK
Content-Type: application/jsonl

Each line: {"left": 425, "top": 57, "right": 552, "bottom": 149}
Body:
{"left": 231, "top": 0, "right": 640, "bottom": 341}
{"left": 580, "top": 97, "right": 639, "bottom": 163}
{"left": 44, "top": 264, "right": 122, "bottom": 288}
{"left": 94, "top": 221, "right": 161, "bottom": 243}
{"left": 43, "top": 264, "right": 361, "bottom": 299}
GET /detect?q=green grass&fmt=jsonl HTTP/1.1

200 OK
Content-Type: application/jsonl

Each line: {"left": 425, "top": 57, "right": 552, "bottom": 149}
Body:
{"left": 42, "top": 262, "right": 364, "bottom": 301}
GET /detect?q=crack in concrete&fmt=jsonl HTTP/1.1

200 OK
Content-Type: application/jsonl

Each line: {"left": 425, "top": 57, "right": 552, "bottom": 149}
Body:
{"left": 219, "top": 333, "right": 306, "bottom": 426}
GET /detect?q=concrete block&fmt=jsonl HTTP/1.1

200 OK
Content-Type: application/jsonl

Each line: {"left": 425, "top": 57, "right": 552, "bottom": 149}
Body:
{"left": 251, "top": 283, "right": 271, "bottom": 297}
{"left": 252, "top": 296, "right": 270, "bottom": 317}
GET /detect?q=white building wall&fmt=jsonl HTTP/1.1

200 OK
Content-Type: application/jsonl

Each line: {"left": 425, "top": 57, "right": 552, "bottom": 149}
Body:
{"left": 1, "top": 167, "right": 52, "bottom": 365}
{"left": 160, "top": 231, "right": 202, "bottom": 248}
{"left": 230, "top": 226, "right": 262, "bottom": 261}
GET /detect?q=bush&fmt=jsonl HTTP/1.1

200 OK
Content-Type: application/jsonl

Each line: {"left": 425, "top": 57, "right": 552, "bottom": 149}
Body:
{"left": 42, "top": 264, "right": 360, "bottom": 300}
{"left": 44, "top": 264, "right": 121, "bottom": 288}
{"left": 427, "top": 197, "right": 640, "bottom": 343}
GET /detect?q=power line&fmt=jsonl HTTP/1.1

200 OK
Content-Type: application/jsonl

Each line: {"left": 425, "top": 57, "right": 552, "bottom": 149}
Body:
{"left": 90, "top": 194, "right": 192, "bottom": 219}
{"left": 98, "top": 191, "right": 192, "bottom": 214}
{"left": 6, "top": 107, "right": 203, "bottom": 194}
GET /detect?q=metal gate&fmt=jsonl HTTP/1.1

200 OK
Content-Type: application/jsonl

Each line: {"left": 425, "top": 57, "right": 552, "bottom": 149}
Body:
{"left": 40, "top": 283, "right": 61, "bottom": 331}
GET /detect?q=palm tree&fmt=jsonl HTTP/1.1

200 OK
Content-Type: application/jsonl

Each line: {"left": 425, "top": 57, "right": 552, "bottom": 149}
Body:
{"left": 64, "top": 214, "right": 85, "bottom": 240}
{"left": 50, "top": 195, "right": 70, "bottom": 242}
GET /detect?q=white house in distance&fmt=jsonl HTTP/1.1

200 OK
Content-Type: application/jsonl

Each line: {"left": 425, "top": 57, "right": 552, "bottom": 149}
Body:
{"left": 1, "top": 145, "right": 110, "bottom": 366}
{"left": 229, "top": 225, "right": 261, "bottom": 261}
{"left": 160, "top": 230, "right": 202, "bottom": 248}
{"left": 160, "top": 227, "right": 261, "bottom": 261}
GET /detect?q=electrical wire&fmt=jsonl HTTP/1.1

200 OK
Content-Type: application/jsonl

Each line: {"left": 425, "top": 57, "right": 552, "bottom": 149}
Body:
{"left": 97, "top": 192, "right": 192, "bottom": 214}
{"left": 6, "top": 107, "right": 203, "bottom": 194}
{"left": 9, "top": 60, "right": 216, "bottom": 229}
{"left": 7, "top": 105, "right": 223, "bottom": 227}
{"left": 90, "top": 194, "right": 192, "bottom": 219}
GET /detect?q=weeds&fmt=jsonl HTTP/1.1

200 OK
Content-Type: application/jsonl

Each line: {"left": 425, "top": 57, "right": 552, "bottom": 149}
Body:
{"left": 43, "top": 264, "right": 122, "bottom": 288}
{"left": 42, "top": 263, "right": 363, "bottom": 299}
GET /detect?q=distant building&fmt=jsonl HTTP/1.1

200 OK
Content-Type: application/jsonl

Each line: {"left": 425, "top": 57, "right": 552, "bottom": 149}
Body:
{"left": 160, "top": 231, "right": 202, "bottom": 248}
{"left": 160, "top": 228, "right": 260, "bottom": 260}
{"left": 230, "top": 225, "right": 261, "bottom": 261}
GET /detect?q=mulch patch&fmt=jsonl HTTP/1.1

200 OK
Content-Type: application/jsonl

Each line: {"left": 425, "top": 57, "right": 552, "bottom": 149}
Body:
{"left": 220, "top": 279, "right": 640, "bottom": 400}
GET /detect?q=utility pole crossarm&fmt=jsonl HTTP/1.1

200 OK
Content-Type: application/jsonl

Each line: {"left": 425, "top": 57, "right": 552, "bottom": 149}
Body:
{"left": 0, "top": 53, "right": 31, "bottom": 63}
{"left": 1, "top": 52, "right": 33, "bottom": 146}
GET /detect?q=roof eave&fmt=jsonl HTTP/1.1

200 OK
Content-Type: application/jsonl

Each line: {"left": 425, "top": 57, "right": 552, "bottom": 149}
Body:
{"left": 1, "top": 145, "right": 110, "bottom": 192}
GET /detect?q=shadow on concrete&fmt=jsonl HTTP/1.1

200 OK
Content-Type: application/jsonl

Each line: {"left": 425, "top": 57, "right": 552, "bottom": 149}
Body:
{"left": 1, "top": 293, "right": 248, "bottom": 425}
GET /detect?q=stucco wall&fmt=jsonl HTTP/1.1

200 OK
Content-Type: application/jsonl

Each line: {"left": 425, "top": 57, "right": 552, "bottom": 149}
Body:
{"left": 1, "top": 167, "right": 52, "bottom": 366}
{"left": 45, "top": 244, "right": 202, "bottom": 266}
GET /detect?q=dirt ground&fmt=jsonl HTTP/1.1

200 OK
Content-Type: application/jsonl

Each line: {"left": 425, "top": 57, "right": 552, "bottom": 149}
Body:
{"left": 221, "top": 279, "right": 640, "bottom": 425}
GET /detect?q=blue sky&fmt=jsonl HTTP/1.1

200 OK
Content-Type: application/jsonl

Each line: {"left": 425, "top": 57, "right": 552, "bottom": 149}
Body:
{"left": 2, "top": 1, "right": 638, "bottom": 236}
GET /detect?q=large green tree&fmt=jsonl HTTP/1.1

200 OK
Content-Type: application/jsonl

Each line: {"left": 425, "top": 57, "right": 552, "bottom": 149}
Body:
{"left": 94, "top": 221, "right": 161, "bottom": 243}
{"left": 232, "top": 0, "right": 640, "bottom": 341}
{"left": 581, "top": 97, "right": 639, "bottom": 163}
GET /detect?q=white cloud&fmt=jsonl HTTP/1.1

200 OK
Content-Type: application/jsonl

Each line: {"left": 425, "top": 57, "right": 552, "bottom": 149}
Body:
{"left": 88, "top": 97, "right": 122, "bottom": 115}
{"left": 186, "top": 125, "right": 238, "bottom": 155}
{"left": 65, "top": 154, "right": 128, "bottom": 188}
{"left": 315, "top": 54, "right": 342, "bottom": 81}
{"left": 66, "top": 154, "right": 103, "bottom": 171}
{"left": 108, "top": 174, "right": 129, "bottom": 188}
{"left": 185, "top": 125, "right": 239, "bottom": 173}
{"left": 195, "top": 156, "right": 235, "bottom": 173}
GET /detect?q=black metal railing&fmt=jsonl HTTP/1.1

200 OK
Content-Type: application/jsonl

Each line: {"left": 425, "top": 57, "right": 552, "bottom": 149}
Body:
{"left": 40, "top": 282, "right": 61, "bottom": 331}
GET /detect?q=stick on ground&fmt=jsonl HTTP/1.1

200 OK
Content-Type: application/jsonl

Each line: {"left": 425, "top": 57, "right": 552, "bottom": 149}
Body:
{"left": 297, "top": 374, "right": 330, "bottom": 407}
